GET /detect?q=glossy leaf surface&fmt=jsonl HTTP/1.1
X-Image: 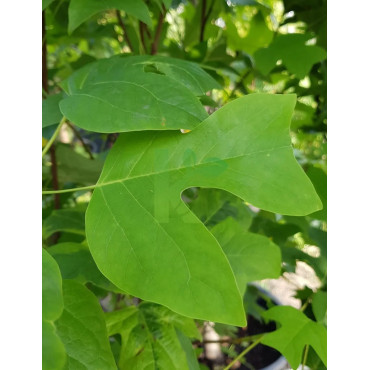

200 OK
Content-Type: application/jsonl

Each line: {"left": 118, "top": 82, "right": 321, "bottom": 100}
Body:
{"left": 59, "top": 55, "right": 217, "bottom": 133}
{"left": 261, "top": 305, "right": 327, "bottom": 369}
{"left": 86, "top": 94, "right": 322, "bottom": 325}
{"left": 55, "top": 280, "right": 116, "bottom": 369}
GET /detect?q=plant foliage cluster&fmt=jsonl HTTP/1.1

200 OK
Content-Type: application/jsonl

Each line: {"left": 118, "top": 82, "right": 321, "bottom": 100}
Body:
{"left": 42, "top": 0, "right": 327, "bottom": 369}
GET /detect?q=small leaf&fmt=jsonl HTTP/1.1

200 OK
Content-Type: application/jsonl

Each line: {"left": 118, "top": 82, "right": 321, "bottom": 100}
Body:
{"left": 211, "top": 218, "right": 281, "bottom": 295}
{"left": 59, "top": 56, "right": 213, "bottom": 133}
{"left": 255, "top": 34, "right": 327, "bottom": 78}
{"left": 306, "top": 166, "right": 327, "bottom": 221}
{"left": 68, "top": 0, "right": 152, "bottom": 34}
{"left": 55, "top": 280, "right": 116, "bottom": 369}
{"left": 261, "top": 305, "right": 327, "bottom": 369}
{"left": 106, "top": 302, "right": 200, "bottom": 369}
{"left": 48, "top": 243, "right": 121, "bottom": 292}
{"left": 312, "top": 290, "right": 327, "bottom": 325}
{"left": 86, "top": 94, "right": 322, "bottom": 325}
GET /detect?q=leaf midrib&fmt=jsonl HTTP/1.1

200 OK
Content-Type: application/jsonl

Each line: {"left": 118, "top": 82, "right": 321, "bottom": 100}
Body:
{"left": 95, "top": 145, "right": 291, "bottom": 189}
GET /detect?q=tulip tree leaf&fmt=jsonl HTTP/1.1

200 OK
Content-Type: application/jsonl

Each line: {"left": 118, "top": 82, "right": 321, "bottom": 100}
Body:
{"left": 68, "top": 0, "right": 152, "bottom": 34}
{"left": 55, "top": 280, "right": 116, "bottom": 369}
{"left": 211, "top": 218, "right": 281, "bottom": 295}
{"left": 59, "top": 56, "right": 215, "bottom": 133}
{"left": 42, "top": 250, "right": 66, "bottom": 370}
{"left": 106, "top": 302, "right": 200, "bottom": 370}
{"left": 85, "top": 94, "right": 322, "bottom": 326}
{"left": 261, "top": 305, "right": 327, "bottom": 369}
{"left": 48, "top": 243, "right": 121, "bottom": 292}
{"left": 254, "top": 34, "right": 327, "bottom": 79}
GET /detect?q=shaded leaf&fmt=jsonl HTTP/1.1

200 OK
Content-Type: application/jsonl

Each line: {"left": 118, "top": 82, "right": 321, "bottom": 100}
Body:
{"left": 211, "top": 218, "right": 281, "bottom": 295}
{"left": 42, "top": 250, "right": 66, "bottom": 370}
{"left": 312, "top": 290, "right": 327, "bottom": 325}
{"left": 106, "top": 302, "right": 200, "bottom": 369}
{"left": 42, "top": 93, "right": 63, "bottom": 128}
{"left": 43, "top": 208, "right": 85, "bottom": 239}
{"left": 55, "top": 280, "right": 116, "bottom": 369}
{"left": 56, "top": 144, "right": 104, "bottom": 185}
{"left": 42, "top": 0, "right": 56, "bottom": 10}
{"left": 255, "top": 34, "right": 326, "bottom": 78}
{"left": 68, "top": 0, "right": 152, "bottom": 34}
{"left": 48, "top": 243, "right": 121, "bottom": 292}
{"left": 189, "top": 188, "right": 254, "bottom": 229}
{"left": 85, "top": 94, "right": 321, "bottom": 325}
{"left": 306, "top": 166, "right": 327, "bottom": 220}
{"left": 60, "top": 56, "right": 213, "bottom": 133}
{"left": 261, "top": 305, "right": 327, "bottom": 369}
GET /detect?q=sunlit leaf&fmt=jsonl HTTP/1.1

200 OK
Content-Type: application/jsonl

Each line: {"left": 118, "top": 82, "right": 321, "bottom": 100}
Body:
{"left": 85, "top": 94, "right": 321, "bottom": 325}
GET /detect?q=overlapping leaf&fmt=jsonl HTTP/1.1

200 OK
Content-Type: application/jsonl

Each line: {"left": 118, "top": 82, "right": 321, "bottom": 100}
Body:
{"left": 85, "top": 93, "right": 322, "bottom": 325}
{"left": 106, "top": 302, "right": 200, "bottom": 370}
{"left": 68, "top": 0, "right": 152, "bottom": 34}
{"left": 261, "top": 305, "right": 327, "bottom": 369}
{"left": 59, "top": 55, "right": 219, "bottom": 133}
{"left": 55, "top": 280, "right": 116, "bottom": 369}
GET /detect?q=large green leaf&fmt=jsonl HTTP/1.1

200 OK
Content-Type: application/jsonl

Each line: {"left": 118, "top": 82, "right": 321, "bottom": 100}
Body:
{"left": 211, "top": 218, "right": 281, "bottom": 295}
{"left": 106, "top": 302, "right": 200, "bottom": 369}
{"left": 42, "top": 0, "right": 56, "bottom": 10}
{"left": 59, "top": 56, "right": 216, "bottom": 133}
{"left": 55, "top": 280, "right": 116, "bottom": 369}
{"left": 254, "top": 34, "right": 327, "bottom": 78}
{"left": 42, "top": 250, "right": 66, "bottom": 370}
{"left": 68, "top": 0, "right": 152, "bottom": 34}
{"left": 48, "top": 243, "right": 121, "bottom": 292}
{"left": 261, "top": 305, "right": 327, "bottom": 369}
{"left": 85, "top": 94, "right": 321, "bottom": 325}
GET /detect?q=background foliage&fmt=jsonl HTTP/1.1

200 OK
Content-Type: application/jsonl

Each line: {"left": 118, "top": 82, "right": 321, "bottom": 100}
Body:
{"left": 42, "top": 0, "right": 327, "bottom": 369}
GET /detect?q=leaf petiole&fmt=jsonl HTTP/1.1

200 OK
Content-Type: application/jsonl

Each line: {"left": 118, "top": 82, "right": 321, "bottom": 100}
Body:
{"left": 42, "top": 184, "right": 97, "bottom": 195}
{"left": 42, "top": 116, "right": 67, "bottom": 158}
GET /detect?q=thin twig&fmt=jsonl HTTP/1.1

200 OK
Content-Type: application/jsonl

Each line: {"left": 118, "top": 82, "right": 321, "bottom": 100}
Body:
{"left": 194, "top": 334, "right": 263, "bottom": 346}
{"left": 301, "top": 344, "right": 309, "bottom": 369}
{"left": 43, "top": 10, "right": 60, "bottom": 221}
{"left": 151, "top": 5, "right": 166, "bottom": 55}
{"left": 139, "top": 21, "right": 148, "bottom": 54}
{"left": 199, "top": 0, "right": 215, "bottom": 42}
{"left": 115, "top": 10, "right": 134, "bottom": 52}
{"left": 224, "top": 336, "right": 264, "bottom": 370}
{"left": 66, "top": 121, "right": 94, "bottom": 160}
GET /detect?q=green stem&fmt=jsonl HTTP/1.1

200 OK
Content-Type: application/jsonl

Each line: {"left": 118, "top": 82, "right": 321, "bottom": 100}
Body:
{"left": 42, "top": 116, "right": 67, "bottom": 157}
{"left": 42, "top": 184, "right": 97, "bottom": 195}
{"left": 224, "top": 336, "right": 264, "bottom": 370}
{"left": 301, "top": 344, "right": 309, "bottom": 369}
